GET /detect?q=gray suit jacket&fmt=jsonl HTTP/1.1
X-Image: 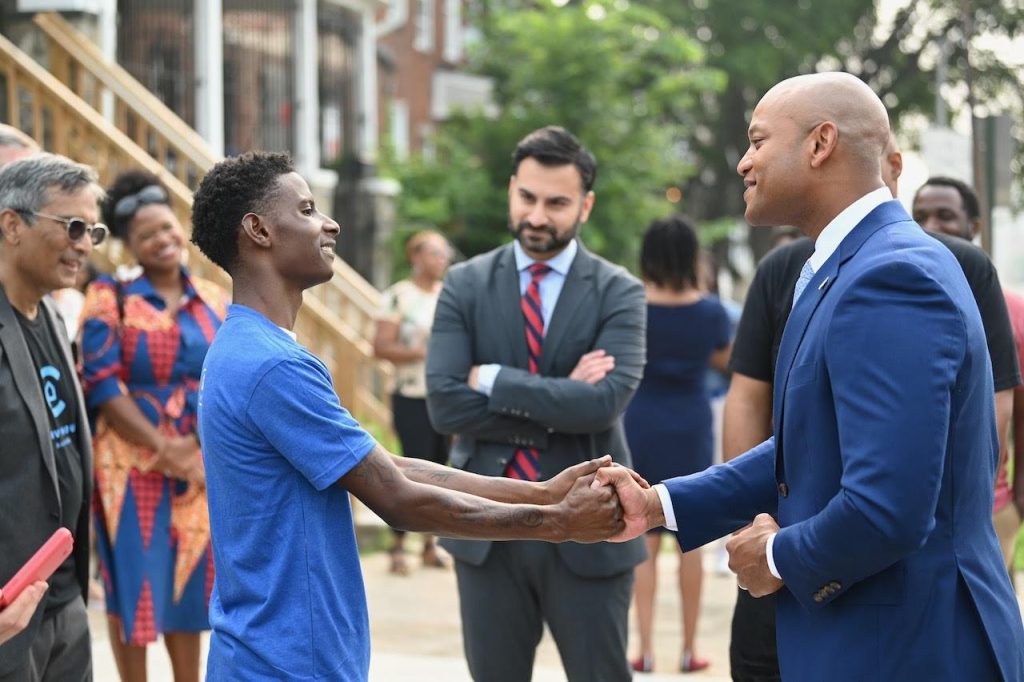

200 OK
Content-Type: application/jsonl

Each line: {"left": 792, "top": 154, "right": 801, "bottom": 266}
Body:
{"left": 0, "top": 287, "right": 92, "bottom": 674}
{"left": 426, "top": 242, "right": 647, "bottom": 577}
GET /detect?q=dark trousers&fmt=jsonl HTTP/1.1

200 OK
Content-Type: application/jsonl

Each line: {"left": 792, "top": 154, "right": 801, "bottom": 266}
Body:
{"left": 454, "top": 541, "right": 633, "bottom": 682}
{"left": 730, "top": 588, "right": 780, "bottom": 682}
{"left": 391, "top": 393, "right": 450, "bottom": 538}
{"left": 392, "top": 393, "right": 449, "bottom": 464}
{"left": 0, "top": 598, "right": 91, "bottom": 682}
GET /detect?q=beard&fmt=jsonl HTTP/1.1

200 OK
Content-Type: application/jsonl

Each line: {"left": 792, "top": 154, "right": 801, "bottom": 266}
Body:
{"left": 509, "top": 216, "right": 580, "bottom": 255}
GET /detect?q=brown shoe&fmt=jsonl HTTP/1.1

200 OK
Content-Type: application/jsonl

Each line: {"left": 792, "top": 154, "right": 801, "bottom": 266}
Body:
{"left": 421, "top": 545, "right": 451, "bottom": 569}
{"left": 389, "top": 548, "right": 410, "bottom": 576}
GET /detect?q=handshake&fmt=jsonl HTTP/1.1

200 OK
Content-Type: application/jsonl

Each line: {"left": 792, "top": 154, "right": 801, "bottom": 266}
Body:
{"left": 547, "top": 456, "right": 784, "bottom": 597}
{"left": 542, "top": 455, "right": 665, "bottom": 544}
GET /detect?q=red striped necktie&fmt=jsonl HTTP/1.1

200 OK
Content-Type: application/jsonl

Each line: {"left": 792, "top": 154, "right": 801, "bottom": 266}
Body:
{"left": 505, "top": 262, "right": 552, "bottom": 480}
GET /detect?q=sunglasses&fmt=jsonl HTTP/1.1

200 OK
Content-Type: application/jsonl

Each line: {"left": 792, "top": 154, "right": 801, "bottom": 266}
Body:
{"left": 113, "top": 184, "right": 168, "bottom": 219}
{"left": 15, "top": 209, "right": 108, "bottom": 246}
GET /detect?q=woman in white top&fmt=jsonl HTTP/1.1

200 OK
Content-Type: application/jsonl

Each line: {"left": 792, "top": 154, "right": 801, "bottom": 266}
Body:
{"left": 373, "top": 230, "right": 453, "bottom": 574}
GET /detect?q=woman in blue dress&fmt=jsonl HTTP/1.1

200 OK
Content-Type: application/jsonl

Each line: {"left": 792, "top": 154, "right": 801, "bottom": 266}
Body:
{"left": 624, "top": 215, "right": 731, "bottom": 674}
{"left": 81, "top": 171, "right": 227, "bottom": 682}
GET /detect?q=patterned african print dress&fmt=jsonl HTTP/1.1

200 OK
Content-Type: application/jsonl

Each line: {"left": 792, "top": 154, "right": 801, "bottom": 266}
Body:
{"left": 80, "top": 267, "right": 227, "bottom": 645}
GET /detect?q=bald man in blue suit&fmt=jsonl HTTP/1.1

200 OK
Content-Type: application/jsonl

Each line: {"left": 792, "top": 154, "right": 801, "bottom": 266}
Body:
{"left": 596, "top": 72, "right": 1024, "bottom": 681}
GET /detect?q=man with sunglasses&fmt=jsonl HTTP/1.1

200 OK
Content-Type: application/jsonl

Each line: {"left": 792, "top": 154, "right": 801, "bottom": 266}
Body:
{"left": 0, "top": 153, "right": 105, "bottom": 681}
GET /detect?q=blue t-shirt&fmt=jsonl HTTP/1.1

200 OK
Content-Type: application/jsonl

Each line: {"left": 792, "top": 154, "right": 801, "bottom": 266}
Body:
{"left": 198, "top": 304, "right": 376, "bottom": 680}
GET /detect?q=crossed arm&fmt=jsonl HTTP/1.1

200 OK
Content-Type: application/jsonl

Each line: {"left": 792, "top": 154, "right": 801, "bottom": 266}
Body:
{"left": 483, "top": 278, "right": 646, "bottom": 435}
{"left": 426, "top": 268, "right": 646, "bottom": 441}
{"left": 426, "top": 276, "right": 552, "bottom": 445}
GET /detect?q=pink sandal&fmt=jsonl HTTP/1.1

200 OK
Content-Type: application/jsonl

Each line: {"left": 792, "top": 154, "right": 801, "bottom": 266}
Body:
{"left": 681, "top": 653, "right": 710, "bottom": 673}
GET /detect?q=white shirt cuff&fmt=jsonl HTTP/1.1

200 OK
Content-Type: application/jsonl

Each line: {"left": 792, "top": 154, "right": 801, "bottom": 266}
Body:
{"left": 765, "top": 532, "right": 781, "bottom": 579}
{"left": 653, "top": 484, "right": 677, "bottom": 531}
{"left": 476, "top": 364, "right": 501, "bottom": 396}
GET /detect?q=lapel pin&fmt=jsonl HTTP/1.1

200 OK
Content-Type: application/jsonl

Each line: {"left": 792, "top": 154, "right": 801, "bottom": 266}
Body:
{"left": 818, "top": 276, "right": 830, "bottom": 290}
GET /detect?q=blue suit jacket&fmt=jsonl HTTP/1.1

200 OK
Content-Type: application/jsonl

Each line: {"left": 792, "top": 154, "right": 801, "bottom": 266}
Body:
{"left": 665, "top": 201, "right": 1024, "bottom": 680}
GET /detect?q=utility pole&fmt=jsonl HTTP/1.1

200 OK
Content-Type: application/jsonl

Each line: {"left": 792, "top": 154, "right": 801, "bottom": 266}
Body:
{"left": 935, "top": 37, "right": 949, "bottom": 127}
{"left": 960, "top": 0, "right": 991, "bottom": 254}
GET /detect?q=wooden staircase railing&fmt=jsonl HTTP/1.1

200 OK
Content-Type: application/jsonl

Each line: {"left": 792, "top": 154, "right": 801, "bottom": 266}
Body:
{"left": 0, "top": 18, "right": 394, "bottom": 429}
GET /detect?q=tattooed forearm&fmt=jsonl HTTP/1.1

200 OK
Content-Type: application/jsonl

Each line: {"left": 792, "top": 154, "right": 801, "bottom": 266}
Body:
{"left": 351, "top": 448, "right": 399, "bottom": 486}
{"left": 436, "top": 494, "right": 545, "bottom": 534}
{"left": 511, "top": 509, "right": 544, "bottom": 528}
{"left": 403, "top": 462, "right": 456, "bottom": 483}
{"left": 397, "top": 456, "right": 543, "bottom": 504}
{"left": 343, "top": 447, "right": 579, "bottom": 542}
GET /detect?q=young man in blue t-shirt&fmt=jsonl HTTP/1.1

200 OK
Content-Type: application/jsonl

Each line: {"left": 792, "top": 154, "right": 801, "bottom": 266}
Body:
{"left": 190, "top": 152, "right": 632, "bottom": 681}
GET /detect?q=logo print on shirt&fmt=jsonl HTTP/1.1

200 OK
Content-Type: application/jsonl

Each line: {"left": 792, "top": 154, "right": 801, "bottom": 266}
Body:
{"left": 40, "top": 365, "right": 67, "bottom": 419}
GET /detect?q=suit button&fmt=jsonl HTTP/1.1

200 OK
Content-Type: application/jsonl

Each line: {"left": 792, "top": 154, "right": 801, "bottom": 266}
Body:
{"left": 50, "top": 511, "right": 60, "bottom": 520}
{"left": 778, "top": 483, "right": 789, "bottom": 497}
{"left": 547, "top": 427, "right": 555, "bottom": 434}
{"left": 524, "top": 412, "right": 531, "bottom": 418}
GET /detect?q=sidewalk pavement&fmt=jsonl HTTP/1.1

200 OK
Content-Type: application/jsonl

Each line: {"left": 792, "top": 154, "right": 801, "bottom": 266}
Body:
{"left": 89, "top": 537, "right": 1024, "bottom": 681}
{"left": 90, "top": 537, "right": 738, "bottom": 681}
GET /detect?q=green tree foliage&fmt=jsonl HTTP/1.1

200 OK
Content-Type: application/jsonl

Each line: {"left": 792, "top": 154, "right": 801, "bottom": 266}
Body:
{"left": 390, "top": 0, "right": 1022, "bottom": 270}
{"left": 646, "top": 0, "right": 1024, "bottom": 225}
{"left": 389, "top": 0, "right": 724, "bottom": 266}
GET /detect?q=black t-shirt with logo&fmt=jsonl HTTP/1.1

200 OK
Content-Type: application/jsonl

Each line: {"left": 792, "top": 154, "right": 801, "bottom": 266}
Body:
{"left": 13, "top": 307, "right": 84, "bottom": 611}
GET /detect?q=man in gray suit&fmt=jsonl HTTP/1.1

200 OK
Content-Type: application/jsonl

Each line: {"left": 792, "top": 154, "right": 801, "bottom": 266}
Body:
{"left": 426, "top": 126, "right": 647, "bottom": 682}
{"left": 0, "top": 153, "right": 106, "bottom": 680}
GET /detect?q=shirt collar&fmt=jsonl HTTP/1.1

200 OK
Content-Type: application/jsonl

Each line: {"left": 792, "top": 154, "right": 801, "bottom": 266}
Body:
{"left": 808, "top": 186, "right": 892, "bottom": 272}
{"left": 125, "top": 266, "right": 198, "bottom": 305}
{"left": 228, "top": 303, "right": 298, "bottom": 340}
{"left": 512, "top": 238, "right": 578, "bottom": 276}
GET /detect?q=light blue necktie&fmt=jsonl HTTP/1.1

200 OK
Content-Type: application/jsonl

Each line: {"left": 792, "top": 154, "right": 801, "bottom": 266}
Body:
{"left": 792, "top": 259, "right": 816, "bottom": 309}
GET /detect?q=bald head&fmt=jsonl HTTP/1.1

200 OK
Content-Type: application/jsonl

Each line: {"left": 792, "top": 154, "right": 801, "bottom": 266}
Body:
{"left": 762, "top": 72, "right": 890, "bottom": 170}
{"left": 738, "top": 73, "right": 893, "bottom": 234}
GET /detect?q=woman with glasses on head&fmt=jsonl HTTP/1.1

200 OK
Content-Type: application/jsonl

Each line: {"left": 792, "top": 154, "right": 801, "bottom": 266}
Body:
{"left": 80, "top": 171, "right": 227, "bottom": 682}
{"left": 373, "top": 229, "right": 454, "bottom": 575}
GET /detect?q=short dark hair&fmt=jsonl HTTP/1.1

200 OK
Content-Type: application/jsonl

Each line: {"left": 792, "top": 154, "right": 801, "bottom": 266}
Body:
{"left": 103, "top": 170, "right": 170, "bottom": 239}
{"left": 191, "top": 152, "right": 294, "bottom": 273}
{"left": 640, "top": 214, "right": 700, "bottom": 291}
{"left": 917, "top": 176, "right": 980, "bottom": 221}
{"left": 511, "top": 126, "right": 597, "bottom": 192}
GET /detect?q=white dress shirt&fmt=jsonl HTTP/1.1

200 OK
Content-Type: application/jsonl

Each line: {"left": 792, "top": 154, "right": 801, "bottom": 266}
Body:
{"left": 475, "top": 239, "right": 579, "bottom": 395}
{"left": 656, "top": 186, "right": 893, "bottom": 582}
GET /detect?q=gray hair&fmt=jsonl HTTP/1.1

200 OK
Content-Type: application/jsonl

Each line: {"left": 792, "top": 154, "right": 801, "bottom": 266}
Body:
{"left": 0, "top": 124, "right": 38, "bottom": 151}
{"left": 0, "top": 152, "right": 104, "bottom": 215}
